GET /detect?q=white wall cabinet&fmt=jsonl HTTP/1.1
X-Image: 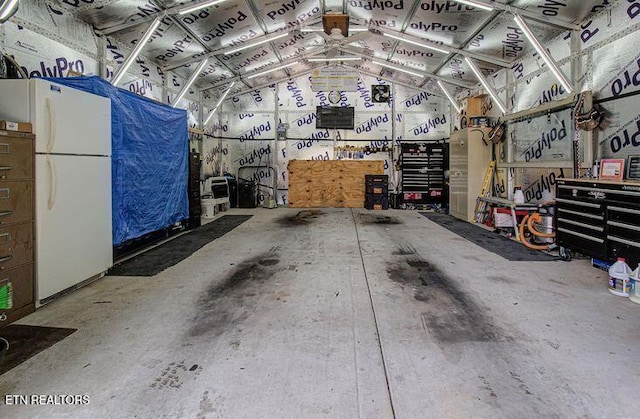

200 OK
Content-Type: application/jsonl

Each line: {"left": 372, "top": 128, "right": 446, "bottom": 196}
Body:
{"left": 449, "top": 128, "right": 493, "bottom": 223}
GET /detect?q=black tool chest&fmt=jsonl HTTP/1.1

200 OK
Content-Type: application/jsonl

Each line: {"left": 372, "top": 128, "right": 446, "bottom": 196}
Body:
{"left": 365, "top": 174, "right": 389, "bottom": 210}
{"left": 556, "top": 178, "right": 640, "bottom": 265}
{"left": 187, "top": 151, "right": 201, "bottom": 228}
{"left": 400, "top": 141, "right": 448, "bottom": 205}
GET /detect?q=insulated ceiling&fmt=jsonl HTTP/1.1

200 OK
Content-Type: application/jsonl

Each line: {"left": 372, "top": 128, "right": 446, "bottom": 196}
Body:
{"left": 57, "top": 0, "right": 609, "bottom": 100}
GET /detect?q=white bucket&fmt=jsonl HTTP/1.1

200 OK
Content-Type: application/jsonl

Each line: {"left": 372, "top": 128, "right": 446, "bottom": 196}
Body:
{"left": 608, "top": 258, "right": 632, "bottom": 297}
{"left": 201, "top": 199, "right": 215, "bottom": 218}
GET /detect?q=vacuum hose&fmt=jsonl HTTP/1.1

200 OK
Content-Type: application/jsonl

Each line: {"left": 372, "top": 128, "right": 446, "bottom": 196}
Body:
{"left": 527, "top": 213, "right": 556, "bottom": 238}
{"left": 519, "top": 213, "right": 555, "bottom": 250}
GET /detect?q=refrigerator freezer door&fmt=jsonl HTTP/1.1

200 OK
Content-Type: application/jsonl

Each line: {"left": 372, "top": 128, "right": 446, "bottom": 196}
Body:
{"left": 31, "top": 79, "right": 111, "bottom": 156}
{"left": 0, "top": 80, "right": 31, "bottom": 122}
{"left": 35, "top": 154, "right": 112, "bottom": 302}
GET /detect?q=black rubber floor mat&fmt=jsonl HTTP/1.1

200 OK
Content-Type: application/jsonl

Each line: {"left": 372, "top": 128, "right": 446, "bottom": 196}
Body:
{"left": 0, "top": 324, "right": 76, "bottom": 375}
{"left": 420, "top": 212, "right": 556, "bottom": 262}
{"left": 109, "top": 215, "right": 252, "bottom": 276}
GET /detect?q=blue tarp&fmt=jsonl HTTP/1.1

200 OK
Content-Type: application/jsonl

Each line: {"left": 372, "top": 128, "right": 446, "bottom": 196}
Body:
{"left": 42, "top": 76, "right": 189, "bottom": 245}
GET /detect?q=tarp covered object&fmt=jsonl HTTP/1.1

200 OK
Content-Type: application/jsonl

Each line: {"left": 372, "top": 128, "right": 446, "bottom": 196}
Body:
{"left": 41, "top": 76, "right": 189, "bottom": 245}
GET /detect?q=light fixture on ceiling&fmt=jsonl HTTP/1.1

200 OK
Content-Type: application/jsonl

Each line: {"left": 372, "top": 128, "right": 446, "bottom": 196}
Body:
{"left": 513, "top": 13, "right": 573, "bottom": 94}
{"left": 246, "top": 62, "right": 296, "bottom": 79}
{"left": 454, "top": 0, "right": 494, "bottom": 11}
{"left": 437, "top": 81, "right": 461, "bottom": 113}
{"left": 177, "top": 0, "right": 228, "bottom": 15}
{"left": 300, "top": 27, "right": 325, "bottom": 32}
{"left": 371, "top": 60, "right": 424, "bottom": 78}
{"left": 0, "top": 0, "right": 20, "bottom": 23}
{"left": 382, "top": 32, "right": 449, "bottom": 55}
{"left": 349, "top": 27, "right": 369, "bottom": 32}
{"left": 464, "top": 56, "right": 507, "bottom": 114}
{"left": 307, "top": 57, "right": 361, "bottom": 62}
{"left": 172, "top": 59, "right": 209, "bottom": 107}
{"left": 204, "top": 81, "right": 235, "bottom": 126}
{"left": 224, "top": 32, "right": 290, "bottom": 55}
{"left": 111, "top": 17, "right": 161, "bottom": 85}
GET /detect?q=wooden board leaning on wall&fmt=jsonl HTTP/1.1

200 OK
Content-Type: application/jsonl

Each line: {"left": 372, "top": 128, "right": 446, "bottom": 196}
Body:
{"left": 288, "top": 160, "right": 384, "bottom": 208}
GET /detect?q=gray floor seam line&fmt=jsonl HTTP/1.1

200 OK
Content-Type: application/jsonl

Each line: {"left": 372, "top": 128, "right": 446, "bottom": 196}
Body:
{"left": 349, "top": 251, "right": 362, "bottom": 418}
{"left": 350, "top": 208, "right": 397, "bottom": 419}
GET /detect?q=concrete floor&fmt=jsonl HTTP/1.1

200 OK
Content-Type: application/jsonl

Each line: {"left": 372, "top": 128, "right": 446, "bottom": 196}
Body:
{"left": 1, "top": 208, "right": 639, "bottom": 418}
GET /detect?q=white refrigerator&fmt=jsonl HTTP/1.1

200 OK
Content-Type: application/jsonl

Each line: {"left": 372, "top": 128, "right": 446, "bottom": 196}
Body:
{"left": 0, "top": 79, "right": 113, "bottom": 303}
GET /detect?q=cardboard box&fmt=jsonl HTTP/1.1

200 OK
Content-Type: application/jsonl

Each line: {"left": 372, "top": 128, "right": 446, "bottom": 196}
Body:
{"left": 493, "top": 210, "right": 513, "bottom": 228}
{"left": 493, "top": 208, "right": 530, "bottom": 228}
{"left": 0, "top": 120, "right": 32, "bottom": 133}
{"left": 465, "top": 95, "right": 487, "bottom": 117}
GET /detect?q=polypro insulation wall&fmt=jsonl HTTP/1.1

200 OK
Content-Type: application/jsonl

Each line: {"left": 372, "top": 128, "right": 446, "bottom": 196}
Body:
{"left": 0, "top": 0, "right": 200, "bottom": 127}
{"left": 3, "top": 1, "right": 640, "bottom": 207}
{"left": 460, "top": 1, "right": 640, "bottom": 202}
{"left": 203, "top": 73, "right": 450, "bottom": 206}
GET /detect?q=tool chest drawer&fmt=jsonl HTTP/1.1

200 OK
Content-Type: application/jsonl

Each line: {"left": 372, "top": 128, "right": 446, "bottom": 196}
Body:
{"left": 607, "top": 203, "right": 640, "bottom": 265}
{"left": 555, "top": 179, "right": 640, "bottom": 265}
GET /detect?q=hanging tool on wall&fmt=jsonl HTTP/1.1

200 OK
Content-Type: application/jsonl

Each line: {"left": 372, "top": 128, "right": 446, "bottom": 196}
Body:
{"left": 474, "top": 160, "right": 496, "bottom": 223}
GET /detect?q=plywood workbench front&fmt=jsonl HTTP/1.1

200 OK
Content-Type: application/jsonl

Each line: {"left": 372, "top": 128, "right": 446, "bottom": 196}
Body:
{"left": 288, "top": 160, "right": 384, "bottom": 208}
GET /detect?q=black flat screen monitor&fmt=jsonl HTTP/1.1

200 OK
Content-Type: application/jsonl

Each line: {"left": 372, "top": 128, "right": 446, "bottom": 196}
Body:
{"left": 316, "top": 106, "right": 355, "bottom": 129}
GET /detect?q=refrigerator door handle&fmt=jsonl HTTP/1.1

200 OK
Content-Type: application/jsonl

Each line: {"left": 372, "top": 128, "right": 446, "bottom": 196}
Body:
{"left": 47, "top": 156, "right": 57, "bottom": 210}
{"left": 45, "top": 97, "right": 56, "bottom": 153}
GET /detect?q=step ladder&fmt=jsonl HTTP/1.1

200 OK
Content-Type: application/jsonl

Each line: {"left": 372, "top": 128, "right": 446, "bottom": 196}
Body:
{"left": 474, "top": 160, "right": 496, "bottom": 223}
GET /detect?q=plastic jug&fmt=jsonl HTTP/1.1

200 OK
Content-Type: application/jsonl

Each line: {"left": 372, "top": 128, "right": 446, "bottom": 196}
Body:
{"left": 608, "top": 258, "right": 632, "bottom": 297}
{"left": 629, "top": 265, "right": 640, "bottom": 304}
{"left": 513, "top": 187, "right": 525, "bottom": 204}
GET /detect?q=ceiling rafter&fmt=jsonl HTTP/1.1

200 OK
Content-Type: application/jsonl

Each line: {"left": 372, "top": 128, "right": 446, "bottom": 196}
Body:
{"left": 338, "top": 46, "right": 475, "bottom": 88}
{"left": 207, "top": 68, "right": 315, "bottom": 105}
{"left": 466, "top": 0, "right": 579, "bottom": 31}
{"left": 165, "top": 14, "right": 210, "bottom": 52}
{"left": 244, "top": 0, "right": 269, "bottom": 34}
{"left": 425, "top": 0, "right": 579, "bottom": 87}
{"left": 162, "top": 28, "right": 306, "bottom": 72}
{"left": 60, "top": 0, "right": 122, "bottom": 14}
{"left": 297, "top": 15, "right": 324, "bottom": 31}
{"left": 201, "top": 46, "right": 333, "bottom": 92}
{"left": 203, "top": 63, "right": 445, "bottom": 107}
{"left": 465, "top": 56, "right": 507, "bottom": 113}
{"left": 375, "top": 27, "right": 510, "bottom": 68}
{"left": 349, "top": 66, "right": 444, "bottom": 99}
{"left": 383, "top": 0, "right": 422, "bottom": 62}
{"left": 97, "top": 0, "right": 231, "bottom": 35}
{"left": 202, "top": 76, "right": 242, "bottom": 94}
{"left": 145, "top": 0, "right": 244, "bottom": 88}
{"left": 98, "top": 14, "right": 158, "bottom": 36}
{"left": 94, "top": 0, "right": 586, "bottom": 100}
{"left": 426, "top": 9, "right": 503, "bottom": 89}
{"left": 245, "top": 0, "right": 286, "bottom": 64}
{"left": 87, "top": 0, "right": 246, "bottom": 92}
